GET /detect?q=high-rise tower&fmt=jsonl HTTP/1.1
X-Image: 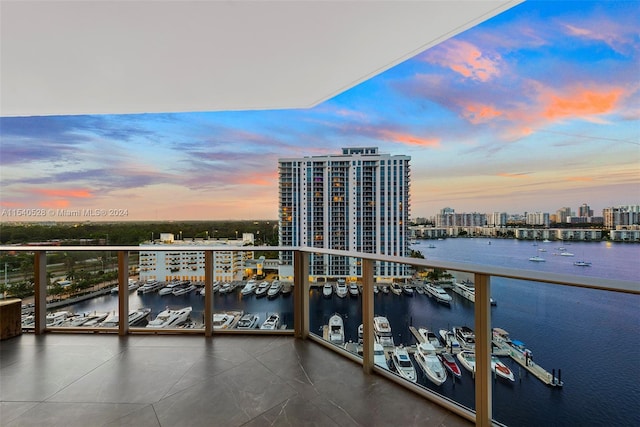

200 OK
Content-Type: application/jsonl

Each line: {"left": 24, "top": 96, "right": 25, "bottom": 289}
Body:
{"left": 278, "top": 147, "right": 411, "bottom": 281}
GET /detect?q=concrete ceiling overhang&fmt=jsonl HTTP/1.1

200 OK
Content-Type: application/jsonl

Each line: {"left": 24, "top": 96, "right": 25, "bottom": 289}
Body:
{"left": 0, "top": 1, "right": 522, "bottom": 117}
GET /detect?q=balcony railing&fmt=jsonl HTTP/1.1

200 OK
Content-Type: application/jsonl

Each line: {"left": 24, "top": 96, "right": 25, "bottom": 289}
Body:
{"left": 1, "top": 244, "right": 636, "bottom": 427}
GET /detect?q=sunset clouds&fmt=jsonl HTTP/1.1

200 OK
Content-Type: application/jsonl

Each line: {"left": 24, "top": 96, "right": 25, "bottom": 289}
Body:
{"left": 1, "top": 1, "right": 638, "bottom": 220}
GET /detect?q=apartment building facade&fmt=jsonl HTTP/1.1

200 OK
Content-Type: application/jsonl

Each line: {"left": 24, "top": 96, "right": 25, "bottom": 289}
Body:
{"left": 278, "top": 147, "right": 411, "bottom": 281}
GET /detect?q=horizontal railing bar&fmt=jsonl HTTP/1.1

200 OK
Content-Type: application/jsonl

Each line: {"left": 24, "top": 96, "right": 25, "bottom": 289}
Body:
{"left": 2, "top": 245, "right": 636, "bottom": 294}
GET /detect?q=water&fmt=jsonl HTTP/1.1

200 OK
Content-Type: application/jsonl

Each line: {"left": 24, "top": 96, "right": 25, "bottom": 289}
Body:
{"left": 60, "top": 239, "right": 640, "bottom": 426}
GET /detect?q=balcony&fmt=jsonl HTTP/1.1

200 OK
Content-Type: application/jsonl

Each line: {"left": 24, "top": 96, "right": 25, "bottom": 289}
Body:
{"left": 1, "top": 245, "right": 636, "bottom": 427}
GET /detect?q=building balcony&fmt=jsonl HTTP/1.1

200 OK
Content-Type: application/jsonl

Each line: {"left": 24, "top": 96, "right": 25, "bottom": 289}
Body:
{"left": 1, "top": 245, "right": 636, "bottom": 427}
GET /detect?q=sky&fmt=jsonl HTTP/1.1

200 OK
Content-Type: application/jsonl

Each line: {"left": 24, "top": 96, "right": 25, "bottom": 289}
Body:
{"left": 1, "top": 1, "right": 639, "bottom": 222}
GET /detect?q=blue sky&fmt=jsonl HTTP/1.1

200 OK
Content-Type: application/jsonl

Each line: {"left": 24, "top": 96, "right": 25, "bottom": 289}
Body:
{"left": 1, "top": 1, "right": 638, "bottom": 221}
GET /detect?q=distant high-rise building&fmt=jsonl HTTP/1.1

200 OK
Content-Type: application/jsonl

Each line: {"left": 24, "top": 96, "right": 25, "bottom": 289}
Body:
{"left": 603, "top": 205, "right": 640, "bottom": 229}
{"left": 579, "top": 203, "right": 593, "bottom": 217}
{"left": 278, "top": 147, "right": 411, "bottom": 280}
{"left": 436, "top": 208, "right": 486, "bottom": 227}
{"left": 487, "top": 212, "right": 508, "bottom": 227}
{"left": 526, "top": 212, "right": 550, "bottom": 227}
{"left": 556, "top": 207, "right": 572, "bottom": 223}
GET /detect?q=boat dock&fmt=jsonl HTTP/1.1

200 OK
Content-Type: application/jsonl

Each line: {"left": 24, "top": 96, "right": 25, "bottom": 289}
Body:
{"left": 497, "top": 341, "right": 563, "bottom": 387}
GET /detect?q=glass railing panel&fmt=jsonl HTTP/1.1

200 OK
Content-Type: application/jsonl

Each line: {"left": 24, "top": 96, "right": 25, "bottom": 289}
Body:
{"left": 489, "top": 277, "right": 640, "bottom": 426}
{"left": 373, "top": 262, "right": 476, "bottom": 411}
{"left": 309, "top": 255, "right": 363, "bottom": 356}
{"left": 41, "top": 250, "right": 142, "bottom": 329}
{"left": 209, "top": 250, "right": 294, "bottom": 332}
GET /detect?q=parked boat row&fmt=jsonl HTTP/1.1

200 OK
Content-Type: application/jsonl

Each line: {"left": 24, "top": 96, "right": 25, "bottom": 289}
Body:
{"left": 23, "top": 307, "right": 153, "bottom": 329}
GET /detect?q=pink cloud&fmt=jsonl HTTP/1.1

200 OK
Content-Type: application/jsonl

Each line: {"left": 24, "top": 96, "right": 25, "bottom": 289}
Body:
{"left": 565, "top": 176, "right": 594, "bottom": 182}
{"left": 542, "top": 87, "right": 624, "bottom": 120}
{"left": 32, "top": 188, "right": 94, "bottom": 198}
{"left": 461, "top": 103, "right": 504, "bottom": 124}
{"left": 423, "top": 39, "right": 502, "bottom": 82}
{"left": 378, "top": 130, "right": 440, "bottom": 147}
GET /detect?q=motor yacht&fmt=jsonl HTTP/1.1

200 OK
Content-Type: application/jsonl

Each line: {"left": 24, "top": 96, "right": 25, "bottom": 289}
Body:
{"left": 240, "top": 280, "right": 259, "bottom": 296}
{"left": 390, "top": 283, "right": 403, "bottom": 295}
{"left": 457, "top": 351, "right": 476, "bottom": 373}
{"left": 212, "top": 313, "right": 235, "bottom": 330}
{"left": 438, "top": 352, "right": 462, "bottom": 378}
{"left": 98, "top": 308, "right": 151, "bottom": 327}
{"left": 453, "top": 326, "right": 476, "bottom": 351}
{"left": 260, "top": 313, "right": 280, "bottom": 330}
{"left": 218, "top": 282, "right": 234, "bottom": 294}
{"left": 373, "top": 343, "right": 388, "bottom": 369}
{"left": 328, "top": 313, "right": 344, "bottom": 345}
{"left": 335, "top": 280, "right": 348, "bottom": 298}
{"left": 255, "top": 281, "right": 270, "bottom": 297}
{"left": 425, "top": 283, "right": 452, "bottom": 305}
{"left": 322, "top": 283, "right": 333, "bottom": 298}
{"left": 146, "top": 306, "right": 192, "bottom": 328}
{"left": 391, "top": 346, "right": 417, "bottom": 383}
{"left": 137, "top": 280, "right": 164, "bottom": 294}
{"left": 418, "top": 328, "right": 443, "bottom": 351}
{"left": 574, "top": 260, "right": 592, "bottom": 266}
{"left": 46, "top": 311, "right": 73, "bottom": 327}
{"left": 439, "top": 329, "right": 461, "bottom": 353}
{"left": 267, "top": 280, "right": 283, "bottom": 298}
{"left": 452, "top": 280, "right": 496, "bottom": 305}
{"left": 529, "top": 256, "right": 546, "bottom": 262}
{"left": 236, "top": 313, "right": 259, "bottom": 329}
{"left": 373, "top": 316, "right": 394, "bottom": 347}
{"left": 402, "top": 285, "right": 414, "bottom": 296}
{"left": 172, "top": 283, "right": 196, "bottom": 296}
{"left": 492, "top": 356, "right": 515, "bottom": 381}
{"left": 348, "top": 283, "right": 360, "bottom": 297}
{"left": 414, "top": 343, "right": 447, "bottom": 386}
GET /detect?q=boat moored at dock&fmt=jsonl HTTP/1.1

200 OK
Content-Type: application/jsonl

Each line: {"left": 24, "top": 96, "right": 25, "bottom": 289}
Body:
{"left": 391, "top": 346, "right": 417, "bottom": 383}
{"left": 328, "top": 313, "right": 345, "bottom": 345}
{"left": 414, "top": 342, "right": 447, "bottom": 386}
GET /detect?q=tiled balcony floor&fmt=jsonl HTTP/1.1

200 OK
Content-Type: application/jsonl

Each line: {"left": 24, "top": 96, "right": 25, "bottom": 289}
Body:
{"left": 1, "top": 333, "right": 472, "bottom": 426}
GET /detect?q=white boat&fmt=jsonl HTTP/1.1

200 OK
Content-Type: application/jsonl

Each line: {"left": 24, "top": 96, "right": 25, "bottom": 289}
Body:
{"left": 453, "top": 326, "right": 476, "bottom": 351}
{"left": 335, "top": 280, "right": 348, "bottom": 298}
{"left": 452, "top": 280, "right": 496, "bottom": 305}
{"left": 438, "top": 352, "right": 462, "bottom": 378}
{"left": 373, "top": 316, "right": 394, "bottom": 347}
{"left": 267, "top": 280, "right": 283, "bottom": 298}
{"left": 255, "top": 281, "right": 270, "bottom": 297}
{"left": 158, "top": 286, "right": 174, "bottom": 296}
{"left": 322, "top": 283, "right": 333, "bottom": 298}
{"left": 560, "top": 252, "right": 574, "bottom": 257}
{"left": 457, "top": 351, "right": 476, "bottom": 373}
{"left": 218, "top": 282, "right": 234, "bottom": 294}
{"left": 260, "top": 313, "right": 280, "bottom": 330}
{"left": 348, "top": 283, "right": 360, "bottom": 297}
{"left": 414, "top": 343, "right": 447, "bottom": 386}
{"left": 529, "top": 256, "right": 546, "bottom": 262}
{"left": 425, "top": 283, "right": 452, "bottom": 305}
{"left": 373, "top": 343, "right": 388, "bottom": 369}
{"left": 172, "top": 284, "right": 196, "bottom": 296}
{"left": 358, "top": 324, "right": 363, "bottom": 344}
{"left": 415, "top": 286, "right": 425, "bottom": 295}
{"left": 99, "top": 308, "right": 151, "bottom": 327}
{"left": 439, "top": 329, "right": 461, "bottom": 353}
{"left": 328, "top": 313, "right": 344, "bottom": 345}
{"left": 402, "top": 285, "right": 414, "bottom": 296}
{"left": 240, "top": 280, "right": 259, "bottom": 296}
{"left": 381, "top": 285, "right": 389, "bottom": 294}
{"left": 236, "top": 313, "right": 260, "bottom": 329}
{"left": 418, "top": 328, "right": 443, "bottom": 351}
{"left": 212, "top": 312, "right": 236, "bottom": 330}
{"left": 65, "top": 312, "right": 109, "bottom": 327}
{"left": 574, "top": 260, "right": 592, "bottom": 267}
{"left": 390, "top": 346, "right": 417, "bottom": 382}
{"left": 390, "top": 283, "right": 403, "bottom": 295}
{"left": 146, "top": 306, "right": 192, "bottom": 328}
{"left": 492, "top": 356, "right": 515, "bottom": 381}
{"left": 137, "top": 280, "right": 164, "bottom": 294}
{"left": 46, "top": 311, "right": 73, "bottom": 326}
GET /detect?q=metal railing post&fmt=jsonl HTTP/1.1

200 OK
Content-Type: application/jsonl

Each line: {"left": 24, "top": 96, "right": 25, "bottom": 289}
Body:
{"left": 474, "top": 272, "right": 492, "bottom": 426}
{"left": 118, "top": 250, "right": 129, "bottom": 336}
{"left": 361, "top": 258, "right": 374, "bottom": 374}
{"left": 33, "top": 251, "right": 47, "bottom": 335}
{"left": 294, "top": 250, "right": 309, "bottom": 338}
{"left": 204, "top": 250, "right": 213, "bottom": 337}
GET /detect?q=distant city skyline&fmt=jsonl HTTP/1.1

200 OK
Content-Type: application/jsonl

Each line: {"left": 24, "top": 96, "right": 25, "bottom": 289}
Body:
{"left": 1, "top": 1, "right": 638, "bottom": 221}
